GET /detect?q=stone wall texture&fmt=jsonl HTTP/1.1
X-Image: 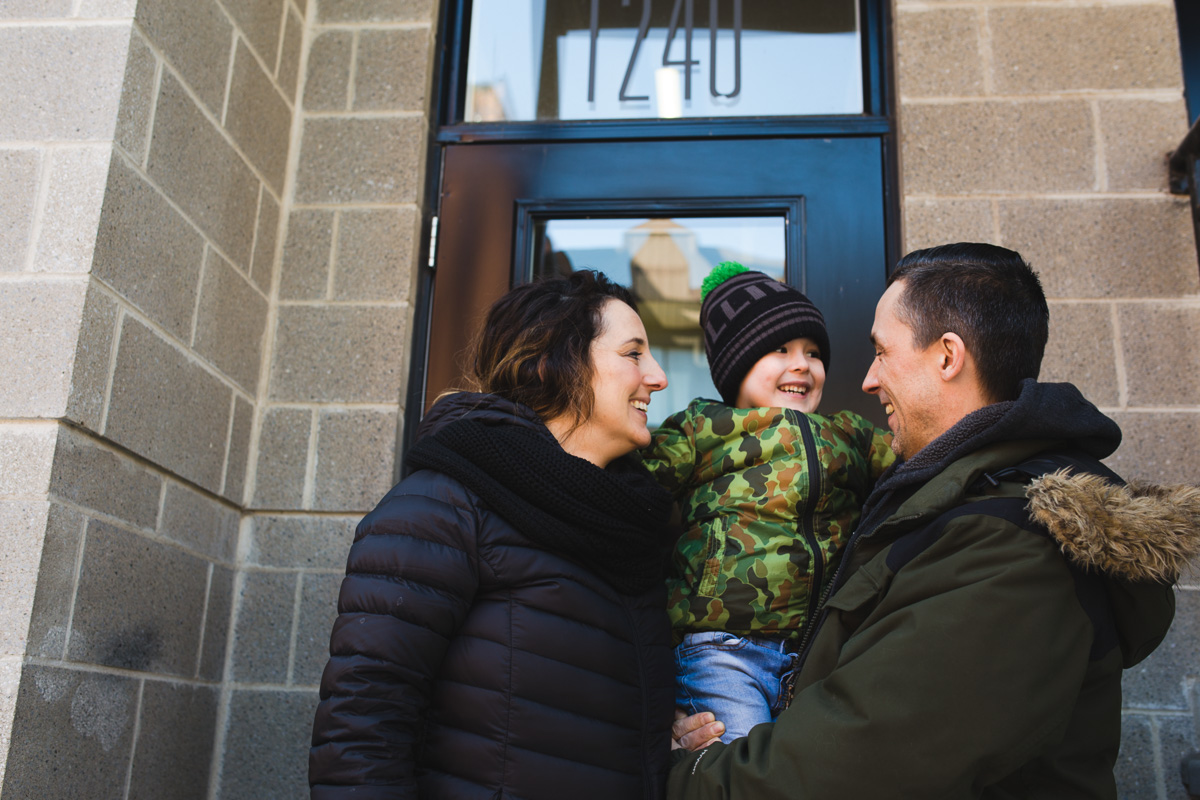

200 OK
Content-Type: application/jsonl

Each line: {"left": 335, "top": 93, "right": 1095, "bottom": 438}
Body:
{"left": 897, "top": 2, "right": 1199, "bottom": 797}
{"left": 0, "top": 0, "right": 1196, "bottom": 797}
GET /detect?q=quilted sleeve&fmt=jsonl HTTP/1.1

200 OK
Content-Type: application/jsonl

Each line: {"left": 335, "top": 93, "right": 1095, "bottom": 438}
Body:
{"left": 309, "top": 472, "right": 482, "bottom": 800}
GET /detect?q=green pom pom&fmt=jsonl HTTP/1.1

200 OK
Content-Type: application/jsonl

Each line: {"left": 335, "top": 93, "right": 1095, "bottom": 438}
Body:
{"left": 701, "top": 261, "right": 749, "bottom": 301}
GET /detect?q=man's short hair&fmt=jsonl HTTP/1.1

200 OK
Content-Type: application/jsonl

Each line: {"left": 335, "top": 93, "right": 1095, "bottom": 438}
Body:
{"left": 889, "top": 242, "right": 1049, "bottom": 402}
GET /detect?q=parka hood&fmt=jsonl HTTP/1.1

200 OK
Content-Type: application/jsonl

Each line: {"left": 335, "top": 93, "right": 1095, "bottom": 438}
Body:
{"left": 1028, "top": 470, "right": 1200, "bottom": 584}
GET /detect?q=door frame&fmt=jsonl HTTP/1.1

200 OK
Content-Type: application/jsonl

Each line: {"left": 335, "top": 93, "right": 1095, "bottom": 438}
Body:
{"left": 404, "top": 0, "right": 900, "bottom": 457}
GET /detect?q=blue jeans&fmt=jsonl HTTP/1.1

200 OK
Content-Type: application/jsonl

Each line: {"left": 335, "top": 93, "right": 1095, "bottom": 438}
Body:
{"left": 674, "top": 631, "right": 798, "bottom": 743}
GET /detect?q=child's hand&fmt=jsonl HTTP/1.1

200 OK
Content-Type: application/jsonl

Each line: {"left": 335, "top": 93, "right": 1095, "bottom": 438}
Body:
{"left": 671, "top": 709, "right": 725, "bottom": 751}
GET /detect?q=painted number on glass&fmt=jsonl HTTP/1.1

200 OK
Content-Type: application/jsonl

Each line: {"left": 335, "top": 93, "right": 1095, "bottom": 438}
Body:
{"left": 588, "top": 0, "right": 743, "bottom": 103}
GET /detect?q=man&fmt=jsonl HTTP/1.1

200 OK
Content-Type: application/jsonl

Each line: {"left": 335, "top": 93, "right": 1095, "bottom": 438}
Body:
{"left": 668, "top": 243, "right": 1200, "bottom": 798}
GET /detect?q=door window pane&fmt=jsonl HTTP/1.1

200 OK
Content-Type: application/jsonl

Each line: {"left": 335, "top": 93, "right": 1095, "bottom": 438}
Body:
{"left": 532, "top": 216, "right": 785, "bottom": 426}
{"left": 466, "top": 0, "right": 862, "bottom": 122}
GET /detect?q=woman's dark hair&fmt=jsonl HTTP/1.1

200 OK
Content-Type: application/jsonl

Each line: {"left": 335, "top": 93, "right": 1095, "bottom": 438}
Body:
{"left": 889, "top": 242, "right": 1048, "bottom": 402}
{"left": 467, "top": 270, "right": 637, "bottom": 425}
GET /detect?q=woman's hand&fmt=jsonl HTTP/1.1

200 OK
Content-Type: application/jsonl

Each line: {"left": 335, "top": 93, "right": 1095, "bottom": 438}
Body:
{"left": 671, "top": 709, "right": 725, "bottom": 751}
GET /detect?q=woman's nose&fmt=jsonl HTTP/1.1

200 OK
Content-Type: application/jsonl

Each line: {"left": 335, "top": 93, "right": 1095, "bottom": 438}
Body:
{"left": 644, "top": 352, "right": 668, "bottom": 391}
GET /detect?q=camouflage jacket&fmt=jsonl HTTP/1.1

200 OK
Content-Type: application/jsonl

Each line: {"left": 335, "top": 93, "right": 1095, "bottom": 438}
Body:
{"left": 641, "top": 399, "right": 894, "bottom": 638}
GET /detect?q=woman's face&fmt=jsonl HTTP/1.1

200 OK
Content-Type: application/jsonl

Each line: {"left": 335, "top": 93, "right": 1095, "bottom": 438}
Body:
{"left": 551, "top": 299, "right": 668, "bottom": 468}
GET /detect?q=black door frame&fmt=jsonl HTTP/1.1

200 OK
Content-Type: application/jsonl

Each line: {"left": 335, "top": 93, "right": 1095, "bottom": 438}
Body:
{"left": 403, "top": 0, "right": 899, "bottom": 459}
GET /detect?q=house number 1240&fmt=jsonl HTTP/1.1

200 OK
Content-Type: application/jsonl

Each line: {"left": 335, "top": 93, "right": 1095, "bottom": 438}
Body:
{"left": 587, "top": 0, "right": 743, "bottom": 103}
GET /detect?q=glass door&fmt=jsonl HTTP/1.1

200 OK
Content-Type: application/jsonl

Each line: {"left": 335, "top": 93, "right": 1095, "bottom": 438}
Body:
{"left": 422, "top": 136, "right": 889, "bottom": 424}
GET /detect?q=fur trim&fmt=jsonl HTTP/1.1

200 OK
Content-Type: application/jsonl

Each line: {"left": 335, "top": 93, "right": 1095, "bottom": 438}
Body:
{"left": 1026, "top": 469, "right": 1200, "bottom": 583}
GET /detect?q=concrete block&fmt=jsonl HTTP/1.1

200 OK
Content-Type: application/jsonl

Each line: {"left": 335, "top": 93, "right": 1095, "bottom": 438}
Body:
{"left": 896, "top": 8, "right": 982, "bottom": 98}
{"left": 902, "top": 101, "right": 1093, "bottom": 195}
{"left": 105, "top": 317, "right": 233, "bottom": 494}
{"left": 136, "top": 0, "right": 233, "bottom": 115}
{"left": 199, "top": 565, "right": 234, "bottom": 680}
{"left": 0, "top": 148, "right": 40, "bottom": 273}
{"left": 127, "top": 682, "right": 217, "bottom": 800}
{"left": 246, "top": 514, "right": 356, "bottom": 569}
{"left": 25, "top": 503, "right": 85, "bottom": 660}
{"left": 317, "top": 0, "right": 434, "bottom": 23}
{"left": 1101, "top": 99, "right": 1190, "bottom": 193}
{"left": 279, "top": 209, "right": 334, "bottom": 300}
{"left": 294, "top": 116, "right": 425, "bottom": 204}
{"left": 193, "top": 248, "right": 269, "bottom": 394}
{"left": 269, "top": 305, "right": 406, "bottom": 403}
{"left": 332, "top": 207, "right": 418, "bottom": 301}
{"left": 312, "top": 408, "right": 397, "bottom": 512}
{"left": 115, "top": 28, "right": 158, "bottom": 163}
{"left": 49, "top": 425, "right": 162, "bottom": 530}
{"left": 1160, "top": 714, "right": 1196, "bottom": 800}
{"left": 999, "top": 198, "right": 1199, "bottom": 300}
{"left": 1115, "top": 714, "right": 1157, "bottom": 800}
{"left": 1120, "top": 304, "right": 1200, "bottom": 409}
{"left": 354, "top": 27, "right": 431, "bottom": 112}
{"left": 147, "top": 71, "right": 260, "bottom": 270}
{"left": 0, "top": 665, "right": 136, "bottom": 799}
{"left": 0, "top": 656, "right": 17, "bottom": 788}
{"left": 69, "top": 520, "right": 209, "bottom": 675}
{"left": 0, "top": 279, "right": 88, "bottom": 419}
{"left": 231, "top": 570, "right": 296, "bottom": 683}
{"left": 92, "top": 155, "right": 205, "bottom": 342}
{"left": 0, "top": 0, "right": 72, "bottom": 15}
{"left": 1107, "top": 413, "right": 1200, "bottom": 486}
{"left": 31, "top": 146, "right": 112, "bottom": 274}
{"left": 278, "top": 6, "right": 303, "bottom": 102}
{"left": 0, "top": 500, "right": 51, "bottom": 658}
{"left": 218, "top": 688, "right": 315, "bottom": 798}
{"left": 65, "top": 284, "right": 120, "bottom": 432}
{"left": 302, "top": 30, "right": 352, "bottom": 112}
{"left": 1123, "top": 589, "right": 1200, "bottom": 710}
{"left": 222, "top": 395, "right": 254, "bottom": 505}
{"left": 0, "top": 421, "right": 58, "bottom": 499}
{"left": 292, "top": 572, "right": 340, "bottom": 686}
{"left": 226, "top": 39, "right": 292, "bottom": 194}
{"left": 1040, "top": 302, "right": 1117, "bottom": 409}
{"left": 221, "top": 0, "right": 285, "bottom": 70}
{"left": 0, "top": 25, "right": 129, "bottom": 141}
{"left": 65, "top": 329, "right": 121, "bottom": 456}
{"left": 991, "top": 6, "right": 1182, "bottom": 94}
{"left": 251, "top": 407, "right": 311, "bottom": 510}
{"left": 902, "top": 199, "right": 994, "bottom": 254}
{"left": 159, "top": 481, "right": 239, "bottom": 563}
{"left": 250, "top": 188, "right": 280, "bottom": 295}
{"left": 77, "top": 0, "right": 140, "bottom": 16}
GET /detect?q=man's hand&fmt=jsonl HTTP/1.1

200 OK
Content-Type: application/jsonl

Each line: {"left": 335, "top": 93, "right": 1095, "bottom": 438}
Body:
{"left": 672, "top": 709, "right": 725, "bottom": 751}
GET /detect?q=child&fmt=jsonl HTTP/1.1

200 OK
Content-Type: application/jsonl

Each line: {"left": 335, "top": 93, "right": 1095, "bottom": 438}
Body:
{"left": 641, "top": 262, "right": 894, "bottom": 743}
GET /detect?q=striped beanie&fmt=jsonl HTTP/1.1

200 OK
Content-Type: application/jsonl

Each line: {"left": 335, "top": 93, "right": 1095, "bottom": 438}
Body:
{"left": 700, "top": 262, "right": 829, "bottom": 405}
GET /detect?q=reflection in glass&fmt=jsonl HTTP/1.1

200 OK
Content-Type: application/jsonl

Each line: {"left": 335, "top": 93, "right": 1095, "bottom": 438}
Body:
{"left": 465, "top": 0, "right": 862, "bottom": 122}
{"left": 532, "top": 216, "right": 785, "bottom": 426}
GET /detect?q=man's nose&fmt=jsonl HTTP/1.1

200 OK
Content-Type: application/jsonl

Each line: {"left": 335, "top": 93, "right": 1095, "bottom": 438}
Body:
{"left": 862, "top": 362, "right": 879, "bottom": 395}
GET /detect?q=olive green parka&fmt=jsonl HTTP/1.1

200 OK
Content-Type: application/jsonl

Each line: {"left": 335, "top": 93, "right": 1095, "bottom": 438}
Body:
{"left": 668, "top": 381, "right": 1200, "bottom": 799}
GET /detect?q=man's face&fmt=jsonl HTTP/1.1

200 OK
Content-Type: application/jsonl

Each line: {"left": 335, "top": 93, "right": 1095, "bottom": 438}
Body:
{"left": 862, "top": 281, "right": 947, "bottom": 461}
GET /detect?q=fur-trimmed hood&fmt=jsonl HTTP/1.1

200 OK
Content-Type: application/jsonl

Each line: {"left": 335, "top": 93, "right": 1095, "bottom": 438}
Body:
{"left": 1028, "top": 470, "right": 1200, "bottom": 584}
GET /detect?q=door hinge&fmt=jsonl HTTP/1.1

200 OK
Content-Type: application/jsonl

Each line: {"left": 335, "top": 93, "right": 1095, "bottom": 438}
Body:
{"left": 427, "top": 215, "right": 439, "bottom": 270}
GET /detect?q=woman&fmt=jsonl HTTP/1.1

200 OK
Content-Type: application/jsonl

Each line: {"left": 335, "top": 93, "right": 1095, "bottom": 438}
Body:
{"left": 310, "top": 270, "right": 689, "bottom": 799}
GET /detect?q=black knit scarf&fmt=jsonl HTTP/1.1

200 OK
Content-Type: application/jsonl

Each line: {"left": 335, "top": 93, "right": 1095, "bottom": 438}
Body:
{"left": 405, "top": 415, "right": 674, "bottom": 595}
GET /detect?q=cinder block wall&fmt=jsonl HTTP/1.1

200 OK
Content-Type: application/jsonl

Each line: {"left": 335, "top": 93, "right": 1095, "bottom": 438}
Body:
{"left": 896, "top": 1, "right": 1199, "bottom": 796}
{"left": 0, "top": 0, "right": 305, "bottom": 796}
{"left": 221, "top": 1, "right": 435, "bottom": 796}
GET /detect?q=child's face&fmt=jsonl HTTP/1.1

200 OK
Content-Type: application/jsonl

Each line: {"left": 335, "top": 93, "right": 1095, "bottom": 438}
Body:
{"left": 734, "top": 337, "right": 826, "bottom": 412}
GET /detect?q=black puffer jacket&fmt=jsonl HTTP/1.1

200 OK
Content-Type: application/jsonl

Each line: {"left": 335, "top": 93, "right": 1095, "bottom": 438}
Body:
{"left": 310, "top": 394, "right": 676, "bottom": 799}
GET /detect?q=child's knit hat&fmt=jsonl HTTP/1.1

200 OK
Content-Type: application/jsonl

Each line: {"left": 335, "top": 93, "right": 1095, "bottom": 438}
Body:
{"left": 700, "top": 262, "right": 830, "bottom": 405}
